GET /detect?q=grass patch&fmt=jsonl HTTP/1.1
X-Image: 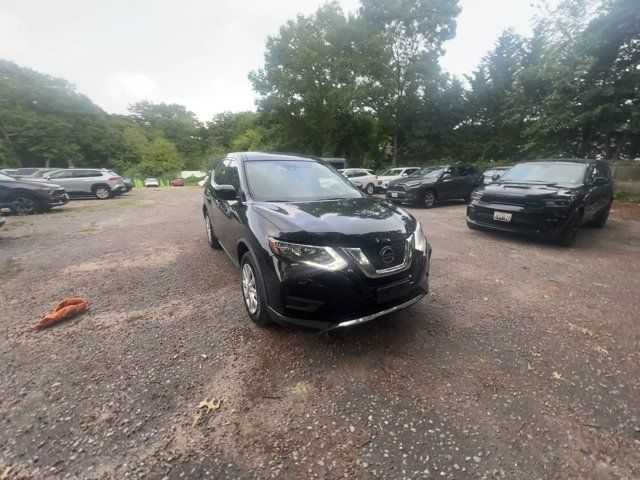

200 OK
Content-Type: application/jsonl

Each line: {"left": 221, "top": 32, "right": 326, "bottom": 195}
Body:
{"left": 614, "top": 190, "right": 640, "bottom": 203}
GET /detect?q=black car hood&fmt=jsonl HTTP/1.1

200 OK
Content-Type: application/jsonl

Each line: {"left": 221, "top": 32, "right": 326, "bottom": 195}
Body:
{"left": 479, "top": 182, "right": 579, "bottom": 200}
{"left": 391, "top": 177, "right": 437, "bottom": 188}
{"left": 2, "top": 179, "right": 62, "bottom": 190}
{"left": 252, "top": 197, "right": 416, "bottom": 247}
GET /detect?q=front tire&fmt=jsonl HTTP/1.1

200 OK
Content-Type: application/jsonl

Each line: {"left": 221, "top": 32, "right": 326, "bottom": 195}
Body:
{"left": 423, "top": 190, "right": 436, "bottom": 209}
{"left": 240, "top": 252, "right": 272, "bottom": 326}
{"left": 590, "top": 201, "right": 611, "bottom": 228}
{"left": 10, "top": 193, "right": 40, "bottom": 214}
{"left": 204, "top": 212, "right": 221, "bottom": 249}
{"left": 557, "top": 210, "right": 582, "bottom": 247}
{"left": 365, "top": 183, "right": 375, "bottom": 195}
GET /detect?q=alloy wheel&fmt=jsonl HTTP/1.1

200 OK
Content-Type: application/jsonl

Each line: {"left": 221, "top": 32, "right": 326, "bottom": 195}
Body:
{"left": 12, "top": 196, "right": 36, "bottom": 214}
{"left": 366, "top": 184, "right": 374, "bottom": 195}
{"left": 95, "top": 188, "right": 110, "bottom": 199}
{"left": 424, "top": 191, "right": 435, "bottom": 208}
{"left": 242, "top": 263, "right": 259, "bottom": 314}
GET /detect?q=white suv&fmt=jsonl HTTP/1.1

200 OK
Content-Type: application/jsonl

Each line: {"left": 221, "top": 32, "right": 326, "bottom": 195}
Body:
{"left": 339, "top": 168, "right": 378, "bottom": 195}
{"left": 376, "top": 167, "right": 420, "bottom": 192}
{"left": 43, "top": 169, "right": 126, "bottom": 199}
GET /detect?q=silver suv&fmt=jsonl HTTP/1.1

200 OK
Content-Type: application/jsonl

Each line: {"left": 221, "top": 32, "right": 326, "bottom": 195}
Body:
{"left": 43, "top": 169, "right": 126, "bottom": 199}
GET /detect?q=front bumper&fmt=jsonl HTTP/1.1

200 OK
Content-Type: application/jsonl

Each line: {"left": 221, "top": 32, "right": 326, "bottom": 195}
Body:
{"left": 263, "top": 246, "right": 431, "bottom": 330}
{"left": 466, "top": 200, "right": 573, "bottom": 239}
{"left": 385, "top": 189, "right": 420, "bottom": 203}
{"left": 47, "top": 192, "right": 70, "bottom": 208}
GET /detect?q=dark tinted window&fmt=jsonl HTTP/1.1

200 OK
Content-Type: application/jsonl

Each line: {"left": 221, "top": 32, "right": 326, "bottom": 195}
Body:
{"left": 224, "top": 160, "right": 240, "bottom": 191}
{"left": 212, "top": 161, "right": 226, "bottom": 184}
{"left": 47, "top": 170, "right": 74, "bottom": 179}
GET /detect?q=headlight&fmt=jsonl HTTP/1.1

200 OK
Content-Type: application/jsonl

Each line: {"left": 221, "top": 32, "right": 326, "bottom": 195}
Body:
{"left": 544, "top": 197, "right": 575, "bottom": 207}
{"left": 412, "top": 221, "right": 428, "bottom": 252}
{"left": 471, "top": 190, "right": 483, "bottom": 200}
{"left": 268, "top": 238, "right": 347, "bottom": 271}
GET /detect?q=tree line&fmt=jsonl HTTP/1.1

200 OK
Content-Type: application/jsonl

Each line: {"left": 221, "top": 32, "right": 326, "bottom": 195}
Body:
{"left": 0, "top": 0, "right": 638, "bottom": 177}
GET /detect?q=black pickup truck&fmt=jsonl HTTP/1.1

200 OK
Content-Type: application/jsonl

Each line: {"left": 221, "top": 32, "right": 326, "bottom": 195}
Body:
{"left": 386, "top": 165, "right": 482, "bottom": 208}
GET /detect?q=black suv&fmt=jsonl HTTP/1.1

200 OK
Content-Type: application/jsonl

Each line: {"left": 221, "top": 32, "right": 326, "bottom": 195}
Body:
{"left": 0, "top": 171, "right": 69, "bottom": 214}
{"left": 203, "top": 153, "right": 431, "bottom": 330}
{"left": 467, "top": 159, "right": 614, "bottom": 246}
{"left": 386, "top": 165, "right": 482, "bottom": 208}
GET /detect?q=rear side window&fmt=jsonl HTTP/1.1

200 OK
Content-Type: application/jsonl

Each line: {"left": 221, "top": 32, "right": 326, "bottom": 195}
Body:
{"left": 48, "top": 170, "right": 74, "bottom": 179}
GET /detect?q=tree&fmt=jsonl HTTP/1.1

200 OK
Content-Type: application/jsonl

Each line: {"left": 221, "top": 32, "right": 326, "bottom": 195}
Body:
{"left": 138, "top": 136, "right": 186, "bottom": 177}
{"left": 358, "top": 0, "right": 460, "bottom": 165}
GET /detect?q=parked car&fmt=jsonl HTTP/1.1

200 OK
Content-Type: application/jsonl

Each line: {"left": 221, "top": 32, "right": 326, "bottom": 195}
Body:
{"left": 386, "top": 165, "right": 482, "bottom": 208}
{"left": 376, "top": 167, "right": 421, "bottom": 192}
{"left": 339, "top": 168, "right": 378, "bottom": 195}
{"left": 203, "top": 153, "right": 431, "bottom": 330}
{"left": 483, "top": 166, "right": 511, "bottom": 184}
{"left": 122, "top": 178, "right": 134, "bottom": 192}
{"left": 39, "top": 169, "right": 126, "bottom": 199}
{"left": 171, "top": 178, "right": 185, "bottom": 186}
{"left": 467, "top": 159, "right": 614, "bottom": 246}
{"left": 0, "top": 171, "right": 69, "bottom": 214}
{"left": 144, "top": 178, "right": 160, "bottom": 187}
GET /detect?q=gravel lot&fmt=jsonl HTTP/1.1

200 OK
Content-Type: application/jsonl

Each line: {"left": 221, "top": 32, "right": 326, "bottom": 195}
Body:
{"left": 1, "top": 188, "right": 639, "bottom": 479}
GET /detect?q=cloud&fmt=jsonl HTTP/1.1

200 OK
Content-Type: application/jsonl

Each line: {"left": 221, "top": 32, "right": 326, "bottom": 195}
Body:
{"left": 98, "top": 72, "right": 160, "bottom": 113}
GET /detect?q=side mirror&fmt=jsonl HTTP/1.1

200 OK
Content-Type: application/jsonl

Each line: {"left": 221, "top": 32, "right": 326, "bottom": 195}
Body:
{"left": 593, "top": 177, "right": 607, "bottom": 186}
{"left": 214, "top": 184, "right": 238, "bottom": 201}
{"left": 492, "top": 173, "right": 501, "bottom": 181}
{"left": 402, "top": 173, "right": 408, "bottom": 177}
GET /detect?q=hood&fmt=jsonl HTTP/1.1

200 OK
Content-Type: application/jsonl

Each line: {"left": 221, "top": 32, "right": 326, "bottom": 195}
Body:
{"left": 252, "top": 197, "right": 416, "bottom": 247}
{"left": 8, "top": 178, "right": 64, "bottom": 189}
{"left": 478, "top": 182, "right": 579, "bottom": 201}
{"left": 392, "top": 177, "right": 437, "bottom": 187}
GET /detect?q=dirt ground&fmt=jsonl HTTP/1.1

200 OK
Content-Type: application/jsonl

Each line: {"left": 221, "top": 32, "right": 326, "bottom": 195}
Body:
{"left": 1, "top": 188, "right": 639, "bottom": 480}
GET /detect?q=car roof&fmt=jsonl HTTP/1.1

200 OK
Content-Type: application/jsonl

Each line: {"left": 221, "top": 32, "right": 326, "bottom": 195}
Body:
{"left": 235, "top": 152, "right": 319, "bottom": 162}
{"left": 520, "top": 158, "right": 602, "bottom": 165}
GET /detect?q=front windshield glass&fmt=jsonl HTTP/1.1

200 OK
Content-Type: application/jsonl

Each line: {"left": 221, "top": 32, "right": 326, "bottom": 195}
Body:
{"left": 381, "top": 168, "right": 403, "bottom": 176}
{"left": 500, "top": 162, "right": 587, "bottom": 184}
{"left": 245, "top": 160, "right": 362, "bottom": 202}
{"left": 0, "top": 173, "right": 15, "bottom": 181}
{"left": 409, "top": 167, "right": 445, "bottom": 179}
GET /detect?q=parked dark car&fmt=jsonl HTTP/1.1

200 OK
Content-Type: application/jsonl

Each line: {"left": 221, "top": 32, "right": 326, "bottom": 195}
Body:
{"left": 467, "top": 159, "right": 614, "bottom": 246}
{"left": 203, "top": 153, "right": 431, "bottom": 330}
{"left": 0, "top": 172, "right": 69, "bottom": 214}
{"left": 122, "top": 178, "right": 134, "bottom": 192}
{"left": 386, "top": 165, "right": 482, "bottom": 208}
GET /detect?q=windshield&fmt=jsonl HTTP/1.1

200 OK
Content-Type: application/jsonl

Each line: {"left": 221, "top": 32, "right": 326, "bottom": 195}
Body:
{"left": 245, "top": 160, "right": 362, "bottom": 202}
{"left": 409, "top": 167, "right": 445, "bottom": 179}
{"left": 0, "top": 172, "right": 15, "bottom": 181}
{"left": 381, "top": 168, "right": 403, "bottom": 176}
{"left": 500, "top": 162, "right": 587, "bottom": 184}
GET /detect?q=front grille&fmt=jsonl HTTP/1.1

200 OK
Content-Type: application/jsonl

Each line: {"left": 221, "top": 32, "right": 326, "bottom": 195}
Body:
{"left": 387, "top": 184, "right": 406, "bottom": 192}
{"left": 361, "top": 239, "right": 406, "bottom": 270}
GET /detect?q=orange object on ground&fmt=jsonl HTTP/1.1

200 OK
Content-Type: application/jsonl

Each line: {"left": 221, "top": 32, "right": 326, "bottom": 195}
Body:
{"left": 34, "top": 298, "right": 88, "bottom": 329}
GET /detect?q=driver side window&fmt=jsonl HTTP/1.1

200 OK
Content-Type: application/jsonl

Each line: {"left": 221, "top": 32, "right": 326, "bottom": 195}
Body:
{"left": 224, "top": 160, "right": 241, "bottom": 192}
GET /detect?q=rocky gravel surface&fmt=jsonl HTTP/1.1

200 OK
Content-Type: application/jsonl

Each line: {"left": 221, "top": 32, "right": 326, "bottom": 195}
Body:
{"left": 1, "top": 189, "right": 639, "bottom": 479}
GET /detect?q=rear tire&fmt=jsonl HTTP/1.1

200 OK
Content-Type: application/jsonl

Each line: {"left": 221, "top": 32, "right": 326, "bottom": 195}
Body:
{"left": 93, "top": 185, "right": 111, "bottom": 200}
{"left": 240, "top": 252, "right": 272, "bottom": 326}
{"left": 204, "top": 212, "right": 221, "bottom": 249}
{"left": 590, "top": 201, "right": 611, "bottom": 228}
{"left": 365, "top": 183, "right": 375, "bottom": 195}
{"left": 423, "top": 190, "right": 436, "bottom": 209}
{"left": 9, "top": 193, "right": 40, "bottom": 215}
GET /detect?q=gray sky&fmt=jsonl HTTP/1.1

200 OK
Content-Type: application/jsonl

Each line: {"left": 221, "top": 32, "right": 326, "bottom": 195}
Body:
{"left": 0, "top": 0, "right": 544, "bottom": 121}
